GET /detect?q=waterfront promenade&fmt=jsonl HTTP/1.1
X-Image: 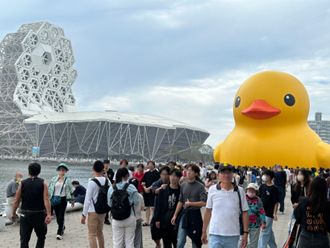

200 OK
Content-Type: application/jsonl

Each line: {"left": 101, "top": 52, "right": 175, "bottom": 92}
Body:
{"left": 0, "top": 193, "right": 292, "bottom": 248}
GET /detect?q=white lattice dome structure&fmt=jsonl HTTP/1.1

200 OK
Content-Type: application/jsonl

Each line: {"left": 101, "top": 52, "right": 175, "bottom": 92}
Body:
{"left": 0, "top": 21, "right": 78, "bottom": 153}
{"left": 0, "top": 21, "right": 209, "bottom": 159}
{"left": 13, "top": 22, "right": 78, "bottom": 114}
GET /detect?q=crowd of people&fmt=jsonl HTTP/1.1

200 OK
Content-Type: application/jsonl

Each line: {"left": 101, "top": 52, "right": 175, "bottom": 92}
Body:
{"left": 5, "top": 159, "right": 330, "bottom": 248}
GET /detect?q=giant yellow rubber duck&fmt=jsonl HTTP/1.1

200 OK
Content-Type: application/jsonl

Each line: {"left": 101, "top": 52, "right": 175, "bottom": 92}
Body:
{"left": 214, "top": 71, "right": 330, "bottom": 169}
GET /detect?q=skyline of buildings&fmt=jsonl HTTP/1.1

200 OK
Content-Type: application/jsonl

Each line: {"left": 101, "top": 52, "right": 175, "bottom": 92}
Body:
{"left": 308, "top": 112, "right": 330, "bottom": 144}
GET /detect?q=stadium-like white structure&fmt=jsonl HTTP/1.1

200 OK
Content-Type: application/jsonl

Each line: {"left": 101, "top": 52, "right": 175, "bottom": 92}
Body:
{"left": 0, "top": 21, "right": 209, "bottom": 160}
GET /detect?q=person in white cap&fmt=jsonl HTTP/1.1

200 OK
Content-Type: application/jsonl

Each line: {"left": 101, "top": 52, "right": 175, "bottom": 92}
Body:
{"left": 239, "top": 183, "right": 266, "bottom": 248}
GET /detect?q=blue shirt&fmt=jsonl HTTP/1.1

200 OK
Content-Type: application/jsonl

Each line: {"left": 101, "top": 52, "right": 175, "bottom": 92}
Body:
{"left": 74, "top": 185, "right": 86, "bottom": 197}
{"left": 107, "top": 181, "right": 139, "bottom": 216}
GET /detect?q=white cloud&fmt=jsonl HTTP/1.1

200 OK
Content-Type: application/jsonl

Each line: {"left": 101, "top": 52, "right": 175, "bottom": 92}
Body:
{"left": 1, "top": 0, "right": 330, "bottom": 152}
{"left": 81, "top": 56, "right": 330, "bottom": 149}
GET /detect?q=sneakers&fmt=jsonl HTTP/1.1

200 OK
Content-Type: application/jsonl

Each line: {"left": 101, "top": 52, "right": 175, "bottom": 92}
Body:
{"left": 56, "top": 235, "right": 62, "bottom": 240}
{"left": 280, "top": 212, "right": 284, "bottom": 215}
{"left": 104, "top": 219, "right": 111, "bottom": 225}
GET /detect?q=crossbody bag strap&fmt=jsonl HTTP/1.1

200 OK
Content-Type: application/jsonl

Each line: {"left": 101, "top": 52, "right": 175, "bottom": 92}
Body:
{"left": 59, "top": 178, "right": 67, "bottom": 194}
{"left": 236, "top": 186, "right": 243, "bottom": 213}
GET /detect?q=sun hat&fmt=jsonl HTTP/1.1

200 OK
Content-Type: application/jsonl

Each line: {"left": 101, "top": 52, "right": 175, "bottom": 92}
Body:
{"left": 245, "top": 183, "right": 259, "bottom": 193}
{"left": 56, "top": 163, "right": 69, "bottom": 172}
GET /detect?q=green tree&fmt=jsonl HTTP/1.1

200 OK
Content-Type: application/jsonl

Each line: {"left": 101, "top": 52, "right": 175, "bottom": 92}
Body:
{"left": 166, "top": 145, "right": 178, "bottom": 161}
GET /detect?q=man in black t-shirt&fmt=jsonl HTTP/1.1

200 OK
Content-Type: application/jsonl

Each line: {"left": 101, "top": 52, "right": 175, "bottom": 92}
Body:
{"left": 154, "top": 169, "right": 181, "bottom": 248}
{"left": 258, "top": 170, "right": 279, "bottom": 248}
{"left": 103, "top": 159, "right": 114, "bottom": 184}
{"left": 141, "top": 161, "right": 160, "bottom": 226}
{"left": 274, "top": 164, "right": 287, "bottom": 214}
{"left": 103, "top": 159, "right": 114, "bottom": 225}
{"left": 11, "top": 163, "right": 52, "bottom": 248}
{"left": 151, "top": 166, "right": 171, "bottom": 247}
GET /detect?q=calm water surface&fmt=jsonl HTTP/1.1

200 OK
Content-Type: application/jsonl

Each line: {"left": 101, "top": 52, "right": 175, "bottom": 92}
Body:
{"left": 0, "top": 160, "right": 121, "bottom": 212}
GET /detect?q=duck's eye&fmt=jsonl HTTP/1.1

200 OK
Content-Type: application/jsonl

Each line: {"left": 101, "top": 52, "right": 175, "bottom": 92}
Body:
{"left": 284, "top": 94, "right": 295, "bottom": 106}
{"left": 235, "top": 96, "right": 241, "bottom": 108}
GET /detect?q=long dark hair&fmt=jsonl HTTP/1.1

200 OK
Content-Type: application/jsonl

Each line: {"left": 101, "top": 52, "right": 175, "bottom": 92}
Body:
{"left": 307, "top": 177, "right": 329, "bottom": 215}
{"left": 129, "top": 177, "right": 139, "bottom": 191}
{"left": 208, "top": 171, "right": 216, "bottom": 181}
{"left": 294, "top": 169, "right": 310, "bottom": 194}
{"left": 115, "top": 168, "right": 129, "bottom": 183}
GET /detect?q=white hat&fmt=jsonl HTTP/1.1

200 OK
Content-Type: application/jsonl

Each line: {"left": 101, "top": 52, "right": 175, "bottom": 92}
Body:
{"left": 245, "top": 183, "right": 259, "bottom": 192}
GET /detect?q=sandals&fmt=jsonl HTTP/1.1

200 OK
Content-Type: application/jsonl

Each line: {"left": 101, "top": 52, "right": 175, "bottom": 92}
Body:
{"left": 142, "top": 222, "right": 150, "bottom": 226}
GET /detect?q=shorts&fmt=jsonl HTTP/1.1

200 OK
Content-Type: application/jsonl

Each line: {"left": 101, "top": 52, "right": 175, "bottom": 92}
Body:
{"left": 143, "top": 192, "right": 155, "bottom": 207}
{"left": 150, "top": 218, "right": 162, "bottom": 240}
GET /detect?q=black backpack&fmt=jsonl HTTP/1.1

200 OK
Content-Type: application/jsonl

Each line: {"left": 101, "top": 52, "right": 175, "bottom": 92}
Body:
{"left": 111, "top": 183, "right": 132, "bottom": 220}
{"left": 92, "top": 179, "right": 111, "bottom": 214}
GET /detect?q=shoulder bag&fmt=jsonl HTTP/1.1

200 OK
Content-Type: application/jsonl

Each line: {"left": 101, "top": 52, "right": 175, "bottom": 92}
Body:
{"left": 216, "top": 183, "right": 244, "bottom": 235}
{"left": 236, "top": 185, "right": 244, "bottom": 235}
{"left": 50, "top": 178, "right": 67, "bottom": 206}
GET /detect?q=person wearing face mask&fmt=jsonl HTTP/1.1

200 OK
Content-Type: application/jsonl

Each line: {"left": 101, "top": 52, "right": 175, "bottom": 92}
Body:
{"left": 291, "top": 169, "right": 310, "bottom": 208}
{"left": 237, "top": 183, "right": 266, "bottom": 248}
{"left": 285, "top": 169, "right": 311, "bottom": 237}
{"left": 6, "top": 172, "right": 23, "bottom": 212}
{"left": 258, "top": 170, "right": 279, "bottom": 248}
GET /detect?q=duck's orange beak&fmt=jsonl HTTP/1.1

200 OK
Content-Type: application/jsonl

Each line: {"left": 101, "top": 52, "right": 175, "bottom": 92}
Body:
{"left": 242, "top": 100, "right": 281, "bottom": 120}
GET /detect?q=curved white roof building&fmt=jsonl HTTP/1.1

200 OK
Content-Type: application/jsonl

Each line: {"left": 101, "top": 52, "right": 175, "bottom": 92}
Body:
{"left": 0, "top": 21, "right": 209, "bottom": 160}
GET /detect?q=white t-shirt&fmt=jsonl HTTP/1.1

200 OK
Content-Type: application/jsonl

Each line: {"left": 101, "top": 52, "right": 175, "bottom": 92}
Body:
{"left": 54, "top": 182, "right": 66, "bottom": 197}
{"left": 203, "top": 167, "right": 207, "bottom": 179}
{"left": 134, "top": 193, "right": 145, "bottom": 220}
{"left": 284, "top": 169, "right": 290, "bottom": 181}
{"left": 206, "top": 184, "right": 249, "bottom": 236}
{"left": 200, "top": 167, "right": 205, "bottom": 179}
{"left": 82, "top": 177, "right": 111, "bottom": 216}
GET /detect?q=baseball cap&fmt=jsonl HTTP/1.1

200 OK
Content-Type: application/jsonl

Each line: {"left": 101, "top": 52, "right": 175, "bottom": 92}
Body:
{"left": 218, "top": 162, "right": 234, "bottom": 172}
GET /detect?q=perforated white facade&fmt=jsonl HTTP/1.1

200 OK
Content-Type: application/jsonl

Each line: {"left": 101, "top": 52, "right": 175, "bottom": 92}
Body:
{"left": 0, "top": 21, "right": 209, "bottom": 159}
{"left": 13, "top": 22, "right": 78, "bottom": 114}
{"left": 0, "top": 21, "right": 78, "bottom": 154}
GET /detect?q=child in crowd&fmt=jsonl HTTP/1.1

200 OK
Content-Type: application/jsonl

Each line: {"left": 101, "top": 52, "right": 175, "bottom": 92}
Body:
{"left": 129, "top": 177, "right": 145, "bottom": 248}
{"left": 258, "top": 170, "right": 279, "bottom": 248}
{"left": 204, "top": 171, "right": 218, "bottom": 192}
{"left": 242, "top": 183, "right": 266, "bottom": 248}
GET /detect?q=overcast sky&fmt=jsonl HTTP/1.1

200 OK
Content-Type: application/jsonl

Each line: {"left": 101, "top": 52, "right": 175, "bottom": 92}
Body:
{"left": 1, "top": 0, "right": 330, "bottom": 148}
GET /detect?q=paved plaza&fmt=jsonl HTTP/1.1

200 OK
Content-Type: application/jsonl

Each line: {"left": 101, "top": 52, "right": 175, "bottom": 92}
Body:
{"left": 0, "top": 193, "right": 292, "bottom": 248}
